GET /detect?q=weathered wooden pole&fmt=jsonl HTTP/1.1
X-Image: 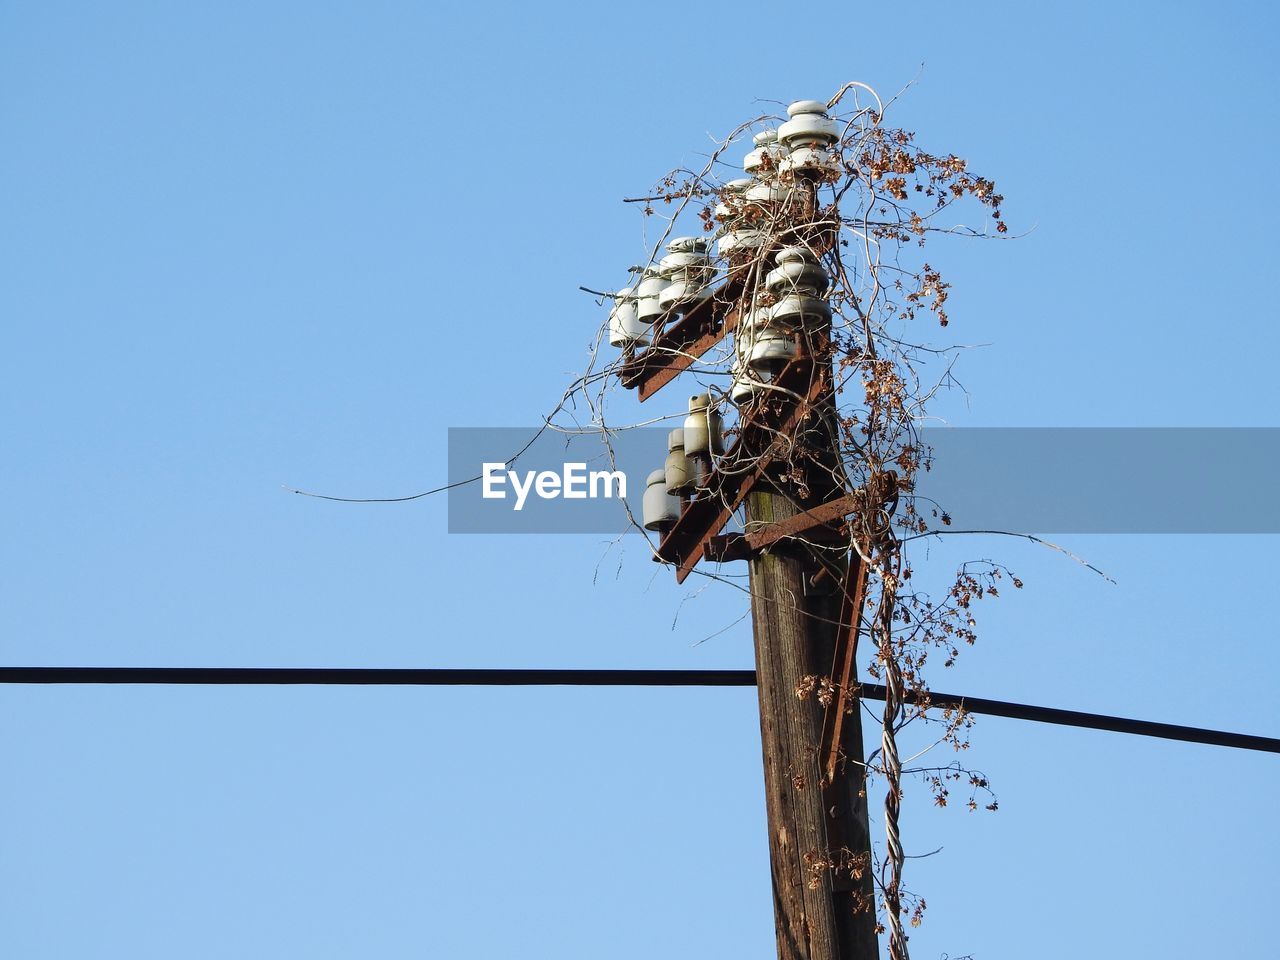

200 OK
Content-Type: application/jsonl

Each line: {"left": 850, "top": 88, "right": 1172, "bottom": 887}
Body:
{"left": 741, "top": 148, "right": 880, "bottom": 957}
{"left": 745, "top": 478, "right": 879, "bottom": 960}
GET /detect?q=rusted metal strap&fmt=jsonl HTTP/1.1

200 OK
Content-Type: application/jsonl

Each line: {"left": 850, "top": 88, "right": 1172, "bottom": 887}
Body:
{"left": 821, "top": 554, "right": 870, "bottom": 787}
{"left": 702, "top": 470, "right": 901, "bottom": 565}
{"left": 743, "top": 491, "right": 860, "bottom": 552}
{"left": 703, "top": 493, "right": 856, "bottom": 565}
{"left": 637, "top": 308, "right": 743, "bottom": 402}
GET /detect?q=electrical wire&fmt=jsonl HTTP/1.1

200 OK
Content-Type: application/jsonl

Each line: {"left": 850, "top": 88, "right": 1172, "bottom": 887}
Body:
{"left": 2, "top": 666, "right": 1276, "bottom": 754}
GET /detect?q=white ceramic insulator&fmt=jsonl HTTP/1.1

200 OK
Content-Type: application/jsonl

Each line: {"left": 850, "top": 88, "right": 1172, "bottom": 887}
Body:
{"left": 683, "top": 393, "right": 724, "bottom": 456}
{"left": 658, "top": 279, "right": 712, "bottom": 312}
{"left": 717, "top": 229, "right": 766, "bottom": 258}
{"left": 608, "top": 286, "right": 649, "bottom": 347}
{"left": 642, "top": 469, "right": 680, "bottom": 531}
{"left": 744, "top": 179, "right": 789, "bottom": 205}
{"left": 665, "top": 449, "right": 693, "bottom": 495}
{"left": 635, "top": 271, "right": 669, "bottom": 323}
{"left": 770, "top": 294, "right": 832, "bottom": 331}
{"left": 779, "top": 101, "right": 839, "bottom": 149}
{"left": 780, "top": 145, "right": 840, "bottom": 176}
{"left": 744, "top": 129, "right": 787, "bottom": 176}
{"left": 747, "top": 326, "right": 797, "bottom": 371}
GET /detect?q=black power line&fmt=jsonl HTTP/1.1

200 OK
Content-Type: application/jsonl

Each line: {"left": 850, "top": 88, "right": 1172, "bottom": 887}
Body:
{"left": 0, "top": 666, "right": 754, "bottom": 687}
{"left": 3, "top": 666, "right": 1276, "bottom": 754}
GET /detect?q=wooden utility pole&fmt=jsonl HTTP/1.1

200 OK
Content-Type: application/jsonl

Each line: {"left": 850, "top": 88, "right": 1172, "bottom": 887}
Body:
{"left": 618, "top": 101, "right": 881, "bottom": 959}
{"left": 736, "top": 169, "right": 880, "bottom": 960}
{"left": 746, "top": 484, "right": 879, "bottom": 960}
{"left": 741, "top": 313, "right": 880, "bottom": 958}
{"left": 627, "top": 276, "right": 882, "bottom": 960}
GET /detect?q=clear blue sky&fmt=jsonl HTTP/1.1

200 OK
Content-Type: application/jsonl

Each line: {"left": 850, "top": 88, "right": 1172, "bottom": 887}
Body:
{"left": 2, "top": 2, "right": 1277, "bottom": 957}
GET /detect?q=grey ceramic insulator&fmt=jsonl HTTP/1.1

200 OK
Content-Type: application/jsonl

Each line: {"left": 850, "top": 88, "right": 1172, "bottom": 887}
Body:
{"left": 730, "top": 357, "right": 762, "bottom": 404}
{"left": 776, "top": 245, "right": 818, "bottom": 264}
{"left": 665, "top": 429, "right": 693, "bottom": 494}
{"left": 747, "top": 325, "right": 797, "bottom": 371}
{"left": 767, "top": 257, "right": 830, "bottom": 297}
{"left": 665, "top": 449, "right": 693, "bottom": 496}
{"left": 770, "top": 294, "right": 832, "bottom": 331}
{"left": 642, "top": 469, "right": 681, "bottom": 531}
{"left": 667, "top": 236, "right": 709, "bottom": 255}
{"left": 658, "top": 241, "right": 715, "bottom": 298}
{"left": 715, "top": 178, "right": 754, "bottom": 220}
{"left": 734, "top": 306, "right": 771, "bottom": 360}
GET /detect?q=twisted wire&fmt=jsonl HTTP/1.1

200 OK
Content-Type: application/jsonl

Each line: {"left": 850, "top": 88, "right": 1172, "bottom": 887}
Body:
{"left": 879, "top": 602, "right": 910, "bottom": 960}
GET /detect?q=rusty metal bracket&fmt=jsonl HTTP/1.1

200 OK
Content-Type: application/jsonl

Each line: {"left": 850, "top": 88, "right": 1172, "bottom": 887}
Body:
{"left": 703, "top": 533, "right": 753, "bottom": 564}
{"left": 699, "top": 471, "right": 902, "bottom": 569}
{"left": 742, "top": 491, "right": 859, "bottom": 552}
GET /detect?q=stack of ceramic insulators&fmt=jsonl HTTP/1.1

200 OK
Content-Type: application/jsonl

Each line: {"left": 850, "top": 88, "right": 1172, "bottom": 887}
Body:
{"left": 620, "top": 100, "right": 840, "bottom": 532}
{"left": 730, "top": 246, "right": 831, "bottom": 404}
{"left": 716, "top": 128, "right": 789, "bottom": 262}
{"left": 642, "top": 392, "right": 724, "bottom": 532}
{"left": 609, "top": 237, "right": 713, "bottom": 349}
{"left": 777, "top": 99, "right": 841, "bottom": 177}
